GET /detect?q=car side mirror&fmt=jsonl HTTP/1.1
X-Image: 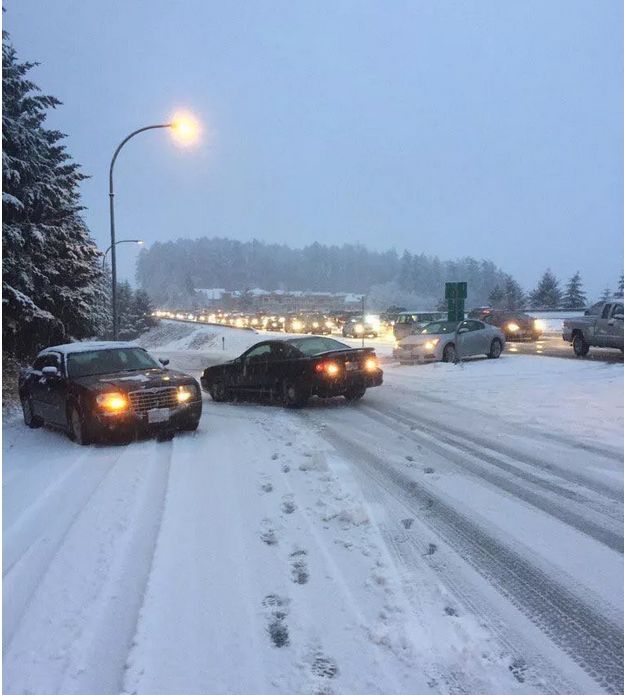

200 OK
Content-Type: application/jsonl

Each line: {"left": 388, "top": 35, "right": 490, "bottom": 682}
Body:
{"left": 42, "top": 366, "right": 59, "bottom": 378}
{"left": 159, "top": 358, "right": 170, "bottom": 366}
{"left": 457, "top": 327, "right": 469, "bottom": 334}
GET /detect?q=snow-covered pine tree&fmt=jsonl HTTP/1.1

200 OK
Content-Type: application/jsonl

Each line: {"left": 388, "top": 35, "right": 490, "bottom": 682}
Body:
{"left": 529, "top": 270, "right": 561, "bottom": 309}
{"left": 616, "top": 274, "right": 624, "bottom": 297}
{"left": 562, "top": 271, "right": 587, "bottom": 309}
{"left": 488, "top": 284, "right": 504, "bottom": 308}
{"left": 502, "top": 275, "right": 526, "bottom": 310}
{"left": 600, "top": 287, "right": 612, "bottom": 302}
{"left": 2, "top": 31, "right": 108, "bottom": 356}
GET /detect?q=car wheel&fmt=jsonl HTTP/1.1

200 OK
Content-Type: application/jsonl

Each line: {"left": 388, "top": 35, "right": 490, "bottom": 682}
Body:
{"left": 181, "top": 417, "right": 200, "bottom": 432}
{"left": 68, "top": 405, "right": 92, "bottom": 445}
{"left": 572, "top": 333, "right": 590, "bottom": 357}
{"left": 209, "top": 382, "right": 231, "bottom": 402}
{"left": 488, "top": 339, "right": 502, "bottom": 359}
{"left": 282, "top": 381, "right": 308, "bottom": 408}
{"left": 21, "top": 395, "right": 42, "bottom": 429}
{"left": 344, "top": 386, "right": 366, "bottom": 402}
{"left": 443, "top": 343, "right": 456, "bottom": 363}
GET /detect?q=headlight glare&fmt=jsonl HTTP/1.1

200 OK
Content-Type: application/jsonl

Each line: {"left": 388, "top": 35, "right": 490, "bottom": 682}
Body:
{"left": 97, "top": 392, "right": 129, "bottom": 413}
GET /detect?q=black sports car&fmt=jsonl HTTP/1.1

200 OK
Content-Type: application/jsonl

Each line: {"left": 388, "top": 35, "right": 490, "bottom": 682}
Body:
{"left": 18, "top": 342, "right": 202, "bottom": 444}
{"left": 201, "top": 336, "right": 383, "bottom": 407}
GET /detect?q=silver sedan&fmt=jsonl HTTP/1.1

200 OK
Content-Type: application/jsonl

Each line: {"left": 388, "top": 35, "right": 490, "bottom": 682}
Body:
{"left": 393, "top": 319, "right": 506, "bottom": 364}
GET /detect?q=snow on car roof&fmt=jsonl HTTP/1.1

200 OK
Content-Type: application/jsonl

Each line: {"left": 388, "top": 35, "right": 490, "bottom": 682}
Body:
{"left": 39, "top": 341, "right": 140, "bottom": 356}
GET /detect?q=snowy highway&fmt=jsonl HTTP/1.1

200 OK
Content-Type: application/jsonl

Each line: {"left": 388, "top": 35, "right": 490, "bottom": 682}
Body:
{"left": 3, "top": 323, "right": 623, "bottom": 695}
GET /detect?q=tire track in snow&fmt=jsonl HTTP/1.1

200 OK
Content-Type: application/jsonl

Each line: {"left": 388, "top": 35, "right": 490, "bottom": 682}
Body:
{"left": 358, "top": 404, "right": 623, "bottom": 553}
{"left": 367, "top": 398, "right": 623, "bottom": 502}
{"left": 381, "top": 382, "right": 623, "bottom": 463}
{"left": 3, "top": 446, "right": 127, "bottom": 653}
{"left": 57, "top": 439, "right": 174, "bottom": 695}
{"left": 316, "top": 423, "right": 624, "bottom": 695}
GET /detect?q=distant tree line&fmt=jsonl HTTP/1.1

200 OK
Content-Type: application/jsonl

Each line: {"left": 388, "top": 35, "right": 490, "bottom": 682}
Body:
{"left": 136, "top": 238, "right": 516, "bottom": 309}
{"left": 137, "top": 237, "right": 621, "bottom": 313}
{"left": 2, "top": 30, "right": 109, "bottom": 358}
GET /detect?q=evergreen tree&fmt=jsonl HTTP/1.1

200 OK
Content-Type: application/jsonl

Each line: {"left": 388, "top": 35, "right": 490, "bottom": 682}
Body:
{"left": 529, "top": 270, "right": 561, "bottom": 309}
{"left": 600, "top": 287, "right": 612, "bottom": 302}
{"left": 488, "top": 284, "right": 505, "bottom": 308}
{"left": 502, "top": 275, "right": 525, "bottom": 310}
{"left": 2, "top": 31, "right": 108, "bottom": 356}
{"left": 616, "top": 274, "right": 624, "bottom": 297}
{"left": 562, "top": 271, "right": 586, "bottom": 309}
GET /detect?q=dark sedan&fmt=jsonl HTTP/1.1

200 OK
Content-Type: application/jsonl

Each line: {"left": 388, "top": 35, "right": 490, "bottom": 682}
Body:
{"left": 476, "top": 310, "right": 542, "bottom": 341}
{"left": 18, "top": 342, "right": 202, "bottom": 444}
{"left": 201, "top": 336, "right": 383, "bottom": 407}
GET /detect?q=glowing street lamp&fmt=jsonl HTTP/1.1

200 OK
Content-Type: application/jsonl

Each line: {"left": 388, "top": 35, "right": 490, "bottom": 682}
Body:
{"left": 108, "top": 112, "right": 199, "bottom": 339}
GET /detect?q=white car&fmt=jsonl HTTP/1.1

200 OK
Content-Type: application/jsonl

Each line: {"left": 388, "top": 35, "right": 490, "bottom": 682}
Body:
{"left": 393, "top": 319, "right": 506, "bottom": 364}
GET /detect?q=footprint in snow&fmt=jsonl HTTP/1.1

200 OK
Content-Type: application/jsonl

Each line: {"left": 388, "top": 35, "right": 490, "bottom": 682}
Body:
{"left": 282, "top": 464, "right": 291, "bottom": 473}
{"left": 261, "top": 481, "right": 273, "bottom": 494}
{"left": 424, "top": 467, "right": 435, "bottom": 474}
{"left": 444, "top": 606, "right": 458, "bottom": 617}
{"left": 401, "top": 518, "right": 414, "bottom": 529}
{"left": 509, "top": 657, "right": 528, "bottom": 683}
{"left": 263, "top": 594, "right": 290, "bottom": 648}
{"left": 423, "top": 543, "right": 437, "bottom": 556}
{"left": 311, "top": 654, "right": 339, "bottom": 679}
{"left": 281, "top": 497, "right": 296, "bottom": 514}
{"left": 290, "top": 549, "right": 309, "bottom": 584}
{"left": 260, "top": 521, "right": 278, "bottom": 546}
{"left": 271, "top": 453, "right": 279, "bottom": 461}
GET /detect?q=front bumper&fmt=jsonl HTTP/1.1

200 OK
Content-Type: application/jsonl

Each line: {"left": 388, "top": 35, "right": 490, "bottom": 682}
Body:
{"left": 393, "top": 347, "right": 438, "bottom": 363}
{"left": 92, "top": 400, "right": 202, "bottom": 435}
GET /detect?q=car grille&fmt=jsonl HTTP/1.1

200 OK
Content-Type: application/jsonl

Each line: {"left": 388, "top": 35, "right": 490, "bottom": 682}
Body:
{"left": 128, "top": 387, "right": 179, "bottom": 414}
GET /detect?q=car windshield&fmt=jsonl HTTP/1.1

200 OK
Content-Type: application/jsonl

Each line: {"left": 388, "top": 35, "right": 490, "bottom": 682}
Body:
{"left": 287, "top": 337, "right": 350, "bottom": 355}
{"left": 420, "top": 321, "right": 458, "bottom": 335}
{"left": 67, "top": 348, "right": 160, "bottom": 377}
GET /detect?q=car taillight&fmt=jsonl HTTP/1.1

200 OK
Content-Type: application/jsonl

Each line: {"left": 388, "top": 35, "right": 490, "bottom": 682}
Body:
{"left": 364, "top": 356, "right": 379, "bottom": 372}
{"left": 315, "top": 361, "right": 340, "bottom": 377}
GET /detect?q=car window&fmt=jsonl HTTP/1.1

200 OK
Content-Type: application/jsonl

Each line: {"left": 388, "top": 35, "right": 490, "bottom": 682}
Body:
{"left": 467, "top": 320, "right": 484, "bottom": 331}
{"left": 602, "top": 304, "right": 612, "bottom": 319}
{"left": 34, "top": 353, "right": 61, "bottom": 370}
{"left": 420, "top": 321, "right": 457, "bottom": 334}
{"left": 245, "top": 344, "right": 272, "bottom": 360}
{"left": 612, "top": 304, "right": 623, "bottom": 318}
{"left": 287, "top": 337, "right": 349, "bottom": 355}
{"left": 67, "top": 348, "right": 160, "bottom": 377}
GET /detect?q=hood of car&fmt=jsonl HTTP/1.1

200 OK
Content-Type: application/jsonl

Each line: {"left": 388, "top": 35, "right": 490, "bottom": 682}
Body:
{"left": 74, "top": 368, "right": 196, "bottom": 393}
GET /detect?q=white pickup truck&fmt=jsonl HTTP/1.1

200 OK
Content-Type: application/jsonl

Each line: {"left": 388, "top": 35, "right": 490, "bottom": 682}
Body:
{"left": 562, "top": 300, "right": 624, "bottom": 356}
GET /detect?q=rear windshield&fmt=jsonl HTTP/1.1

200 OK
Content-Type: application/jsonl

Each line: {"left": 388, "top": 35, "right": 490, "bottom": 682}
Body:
{"left": 420, "top": 321, "right": 458, "bottom": 335}
{"left": 67, "top": 348, "right": 160, "bottom": 377}
{"left": 287, "top": 337, "right": 350, "bottom": 356}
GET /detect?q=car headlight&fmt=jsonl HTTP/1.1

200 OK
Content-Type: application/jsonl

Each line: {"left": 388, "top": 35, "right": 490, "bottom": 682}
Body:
{"left": 424, "top": 339, "right": 439, "bottom": 351}
{"left": 312, "top": 321, "right": 319, "bottom": 328}
{"left": 534, "top": 319, "right": 545, "bottom": 331}
{"left": 292, "top": 320, "right": 303, "bottom": 330}
{"left": 508, "top": 322, "right": 520, "bottom": 332}
{"left": 97, "top": 392, "right": 129, "bottom": 413}
{"left": 176, "top": 385, "right": 195, "bottom": 403}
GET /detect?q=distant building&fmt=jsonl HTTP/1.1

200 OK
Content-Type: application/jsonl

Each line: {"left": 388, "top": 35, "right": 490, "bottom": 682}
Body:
{"left": 194, "top": 288, "right": 362, "bottom": 312}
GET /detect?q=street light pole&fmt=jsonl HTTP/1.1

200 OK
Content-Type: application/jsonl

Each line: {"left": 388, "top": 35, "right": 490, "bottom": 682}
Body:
{"left": 102, "top": 240, "right": 144, "bottom": 271}
{"left": 109, "top": 124, "right": 171, "bottom": 339}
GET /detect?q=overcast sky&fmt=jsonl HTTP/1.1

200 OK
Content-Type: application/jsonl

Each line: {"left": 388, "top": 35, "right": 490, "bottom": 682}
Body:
{"left": 5, "top": 1, "right": 624, "bottom": 297}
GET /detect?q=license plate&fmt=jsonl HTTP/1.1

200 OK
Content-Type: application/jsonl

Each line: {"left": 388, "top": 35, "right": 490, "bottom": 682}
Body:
{"left": 346, "top": 362, "right": 359, "bottom": 371}
{"left": 148, "top": 408, "right": 170, "bottom": 423}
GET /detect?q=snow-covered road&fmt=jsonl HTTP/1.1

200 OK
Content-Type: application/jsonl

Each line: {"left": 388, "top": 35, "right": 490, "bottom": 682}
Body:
{"left": 3, "top": 325, "right": 623, "bottom": 695}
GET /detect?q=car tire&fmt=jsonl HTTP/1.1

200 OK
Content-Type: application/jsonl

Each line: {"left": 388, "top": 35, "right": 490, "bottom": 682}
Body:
{"left": 282, "top": 380, "right": 308, "bottom": 408}
{"left": 488, "top": 339, "right": 502, "bottom": 359}
{"left": 181, "top": 418, "right": 200, "bottom": 432}
{"left": 68, "top": 404, "right": 92, "bottom": 445}
{"left": 443, "top": 343, "right": 456, "bottom": 363}
{"left": 208, "top": 382, "right": 231, "bottom": 402}
{"left": 21, "top": 394, "right": 43, "bottom": 429}
{"left": 572, "top": 333, "right": 590, "bottom": 357}
{"left": 344, "top": 386, "right": 366, "bottom": 402}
